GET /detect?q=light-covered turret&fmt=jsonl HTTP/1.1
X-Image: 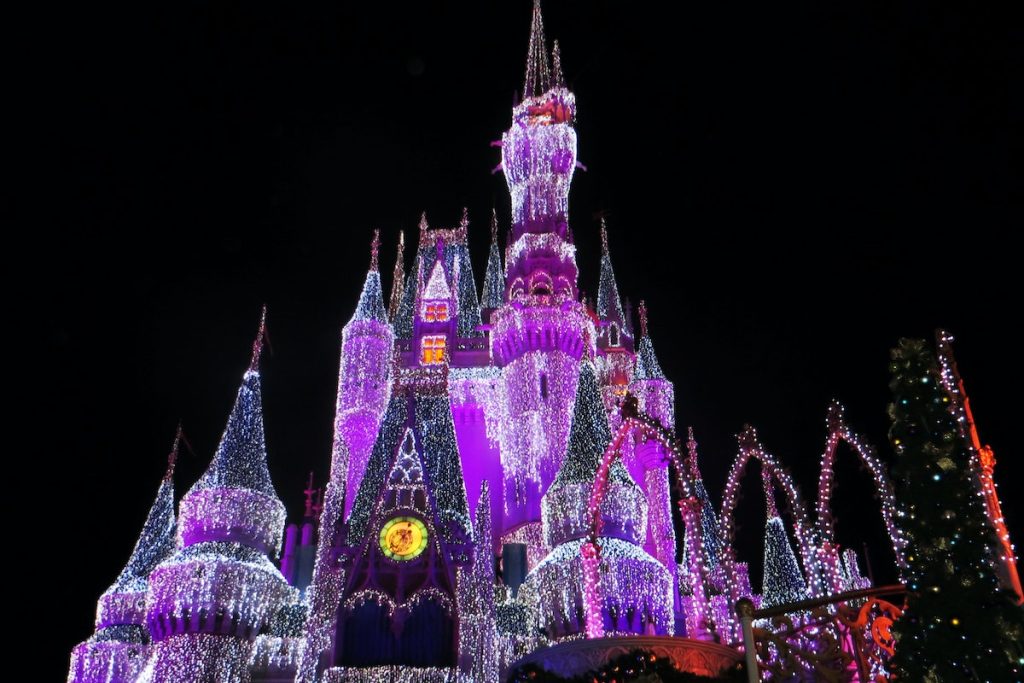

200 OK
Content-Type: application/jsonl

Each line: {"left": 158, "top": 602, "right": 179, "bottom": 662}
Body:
{"left": 760, "top": 469, "right": 807, "bottom": 608}
{"left": 142, "top": 310, "right": 296, "bottom": 683}
{"left": 68, "top": 432, "right": 179, "bottom": 683}
{"left": 523, "top": 363, "right": 672, "bottom": 641}
{"left": 595, "top": 220, "right": 633, "bottom": 355}
{"left": 481, "top": 209, "right": 505, "bottom": 320}
{"left": 338, "top": 231, "right": 395, "bottom": 519}
{"left": 491, "top": 1, "right": 596, "bottom": 551}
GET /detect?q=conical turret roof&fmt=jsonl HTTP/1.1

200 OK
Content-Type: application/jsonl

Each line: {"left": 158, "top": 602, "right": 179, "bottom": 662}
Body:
{"left": 482, "top": 209, "right": 505, "bottom": 309}
{"left": 105, "top": 439, "right": 178, "bottom": 595}
{"left": 350, "top": 229, "right": 388, "bottom": 323}
{"left": 596, "top": 220, "right": 626, "bottom": 325}
{"left": 551, "top": 363, "right": 632, "bottom": 489}
{"left": 634, "top": 301, "right": 667, "bottom": 380}
{"left": 191, "top": 311, "right": 278, "bottom": 498}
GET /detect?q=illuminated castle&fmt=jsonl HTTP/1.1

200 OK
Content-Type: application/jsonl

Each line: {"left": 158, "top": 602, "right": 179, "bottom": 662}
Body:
{"left": 73, "top": 3, "right": 1019, "bottom": 682}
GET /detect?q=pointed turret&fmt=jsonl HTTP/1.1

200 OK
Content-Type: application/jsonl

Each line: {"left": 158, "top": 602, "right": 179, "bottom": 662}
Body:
{"left": 550, "top": 40, "right": 564, "bottom": 88}
{"left": 634, "top": 302, "right": 666, "bottom": 379}
{"left": 550, "top": 363, "right": 629, "bottom": 489}
{"left": 526, "top": 363, "right": 673, "bottom": 640}
{"left": 189, "top": 307, "right": 277, "bottom": 498}
{"left": 523, "top": 0, "right": 551, "bottom": 98}
{"left": 351, "top": 229, "right": 388, "bottom": 323}
{"left": 760, "top": 468, "right": 807, "bottom": 608}
{"left": 596, "top": 219, "right": 628, "bottom": 345}
{"left": 68, "top": 432, "right": 180, "bottom": 683}
{"left": 108, "top": 432, "right": 179, "bottom": 597}
{"left": 337, "top": 234, "right": 395, "bottom": 518}
{"left": 685, "top": 427, "right": 723, "bottom": 575}
{"left": 481, "top": 209, "right": 505, "bottom": 312}
{"left": 388, "top": 230, "right": 406, "bottom": 321}
{"left": 145, "top": 311, "right": 295, "bottom": 681}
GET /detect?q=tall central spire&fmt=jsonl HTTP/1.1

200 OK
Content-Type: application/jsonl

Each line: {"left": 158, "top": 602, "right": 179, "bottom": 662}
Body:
{"left": 523, "top": 0, "right": 551, "bottom": 98}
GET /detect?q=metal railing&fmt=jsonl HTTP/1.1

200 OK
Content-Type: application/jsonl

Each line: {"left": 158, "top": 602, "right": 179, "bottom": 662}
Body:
{"left": 736, "top": 584, "right": 905, "bottom": 682}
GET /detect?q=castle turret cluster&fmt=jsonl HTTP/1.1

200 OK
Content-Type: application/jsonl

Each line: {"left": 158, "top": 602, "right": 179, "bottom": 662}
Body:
{"left": 69, "top": 3, "right": 851, "bottom": 682}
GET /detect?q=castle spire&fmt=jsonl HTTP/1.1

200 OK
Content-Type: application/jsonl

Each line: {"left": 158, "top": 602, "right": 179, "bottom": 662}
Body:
{"left": 481, "top": 208, "right": 505, "bottom": 310}
{"left": 67, "top": 430, "right": 181, "bottom": 683}
{"left": 193, "top": 309, "right": 277, "bottom": 497}
{"left": 685, "top": 427, "right": 723, "bottom": 573}
{"left": 634, "top": 301, "right": 666, "bottom": 380}
{"left": 523, "top": 0, "right": 551, "bottom": 98}
{"left": 551, "top": 39, "right": 564, "bottom": 88}
{"left": 388, "top": 230, "right": 406, "bottom": 321}
{"left": 351, "top": 232, "right": 389, "bottom": 323}
{"left": 551, "top": 363, "right": 630, "bottom": 488}
{"left": 106, "top": 431, "right": 179, "bottom": 597}
{"left": 596, "top": 218, "right": 626, "bottom": 325}
{"left": 369, "top": 227, "right": 381, "bottom": 272}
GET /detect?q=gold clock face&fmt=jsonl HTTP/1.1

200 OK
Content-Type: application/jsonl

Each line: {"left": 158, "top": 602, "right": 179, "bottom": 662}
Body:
{"left": 379, "top": 516, "right": 428, "bottom": 561}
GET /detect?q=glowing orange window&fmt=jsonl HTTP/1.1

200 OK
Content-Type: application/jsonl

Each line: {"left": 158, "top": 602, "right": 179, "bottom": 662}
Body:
{"left": 421, "top": 335, "right": 446, "bottom": 365}
{"left": 423, "top": 302, "right": 449, "bottom": 322}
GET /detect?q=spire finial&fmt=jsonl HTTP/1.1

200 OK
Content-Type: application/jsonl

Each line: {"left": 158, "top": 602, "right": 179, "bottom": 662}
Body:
{"left": 460, "top": 207, "right": 469, "bottom": 230}
{"left": 249, "top": 304, "right": 268, "bottom": 372}
{"left": 599, "top": 217, "right": 609, "bottom": 255}
{"left": 490, "top": 207, "right": 498, "bottom": 244}
{"left": 523, "top": 0, "right": 551, "bottom": 97}
{"left": 419, "top": 212, "right": 429, "bottom": 236}
{"left": 388, "top": 231, "right": 406, "bottom": 321}
{"left": 638, "top": 300, "right": 649, "bottom": 337}
{"left": 370, "top": 229, "right": 381, "bottom": 271}
{"left": 166, "top": 421, "right": 183, "bottom": 480}
{"left": 551, "top": 39, "right": 564, "bottom": 87}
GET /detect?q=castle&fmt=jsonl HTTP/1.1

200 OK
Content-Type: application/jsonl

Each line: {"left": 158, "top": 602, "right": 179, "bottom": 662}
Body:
{"left": 67, "top": 4, "right": 875, "bottom": 682}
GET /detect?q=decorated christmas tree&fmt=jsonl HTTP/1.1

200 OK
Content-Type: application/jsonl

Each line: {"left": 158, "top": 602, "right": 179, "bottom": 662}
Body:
{"left": 888, "top": 337, "right": 1023, "bottom": 680}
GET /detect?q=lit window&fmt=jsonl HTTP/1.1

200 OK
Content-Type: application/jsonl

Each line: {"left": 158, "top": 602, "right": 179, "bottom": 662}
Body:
{"left": 421, "top": 335, "right": 446, "bottom": 365}
{"left": 422, "top": 302, "right": 449, "bottom": 322}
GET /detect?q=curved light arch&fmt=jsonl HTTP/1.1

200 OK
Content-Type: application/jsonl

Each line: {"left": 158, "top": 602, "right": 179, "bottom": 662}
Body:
{"left": 816, "top": 401, "right": 908, "bottom": 591}
{"left": 581, "top": 394, "right": 713, "bottom": 640}
{"left": 719, "top": 426, "right": 824, "bottom": 640}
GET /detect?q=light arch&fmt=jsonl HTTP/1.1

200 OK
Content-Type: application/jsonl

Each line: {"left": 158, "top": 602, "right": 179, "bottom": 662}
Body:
{"left": 718, "top": 426, "right": 824, "bottom": 640}
{"left": 816, "top": 401, "right": 908, "bottom": 591}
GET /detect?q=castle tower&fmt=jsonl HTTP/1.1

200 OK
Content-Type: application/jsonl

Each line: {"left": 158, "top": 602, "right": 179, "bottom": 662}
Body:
{"left": 392, "top": 212, "right": 486, "bottom": 364}
{"left": 337, "top": 231, "right": 395, "bottom": 520}
{"left": 625, "top": 302, "right": 679, "bottom": 596}
{"left": 68, "top": 433, "right": 179, "bottom": 683}
{"left": 387, "top": 230, "right": 406, "bottom": 322}
{"left": 760, "top": 468, "right": 807, "bottom": 608}
{"left": 141, "top": 312, "right": 296, "bottom": 683}
{"left": 492, "top": 0, "right": 596, "bottom": 554}
{"left": 523, "top": 364, "right": 673, "bottom": 640}
{"left": 480, "top": 209, "right": 505, "bottom": 322}
{"left": 330, "top": 371, "right": 471, "bottom": 675}
{"left": 683, "top": 427, "right": 725, "bottom": 583}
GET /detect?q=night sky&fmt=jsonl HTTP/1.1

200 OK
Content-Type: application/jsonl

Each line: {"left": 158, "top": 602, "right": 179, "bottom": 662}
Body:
{"left": 20, "top": 2, "right": 1019, "bottom": 678}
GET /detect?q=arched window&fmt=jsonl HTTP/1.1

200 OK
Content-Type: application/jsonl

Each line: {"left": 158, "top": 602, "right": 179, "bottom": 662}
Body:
{"left": 609, "top": 323, "right": 620, "bottom": 347}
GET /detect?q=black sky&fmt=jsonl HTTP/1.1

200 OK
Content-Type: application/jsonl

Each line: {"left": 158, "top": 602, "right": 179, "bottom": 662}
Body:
{"left": 16, "top": 2, "right": 1020, "bottom": 678}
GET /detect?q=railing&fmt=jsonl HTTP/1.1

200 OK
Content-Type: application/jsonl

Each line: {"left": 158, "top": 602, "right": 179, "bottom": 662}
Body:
{"left": 736, "top": 584, "right": 905, "bottom": 682}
